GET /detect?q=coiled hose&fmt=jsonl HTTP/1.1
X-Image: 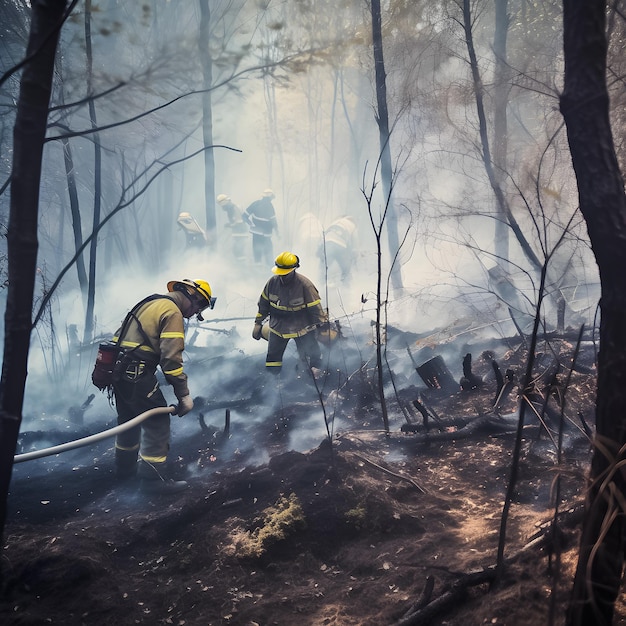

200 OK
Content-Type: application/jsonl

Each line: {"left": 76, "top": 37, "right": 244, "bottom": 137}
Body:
{"left": 13, "top": 405, "right": 176, "bottom": 464}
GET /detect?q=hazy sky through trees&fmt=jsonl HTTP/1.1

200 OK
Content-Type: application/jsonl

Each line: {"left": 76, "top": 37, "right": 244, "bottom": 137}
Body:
{"left": 0, "top": 0, "right": 613, "bottom": 425}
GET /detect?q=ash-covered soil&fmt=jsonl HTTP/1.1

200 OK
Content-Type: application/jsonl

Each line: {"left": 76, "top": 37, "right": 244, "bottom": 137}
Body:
{"left": 2, "top": 331, "right": 624, "bottom": 626}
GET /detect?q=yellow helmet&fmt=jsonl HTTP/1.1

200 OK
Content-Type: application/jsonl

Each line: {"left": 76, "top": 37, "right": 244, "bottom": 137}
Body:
{"left": 262, "top": 188, "right": 275, "bottom": 198}
{"left": 216, "top": 194, "right": 229, "bottom": 205}
{"left": 272, "top": 251, "right": 300, "bottom": 275}
{"left": 167, "top": 279, "right": 216, "bottom": 319}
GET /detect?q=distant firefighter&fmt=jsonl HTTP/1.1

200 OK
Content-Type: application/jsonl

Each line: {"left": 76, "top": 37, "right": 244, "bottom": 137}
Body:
{"left": 243, "top": 189, "right": 278, "bottom": 266}
{"left": 319, "top": 215, "right": 357, "bottom": 282}
{"left": 252, "top": 251, "right": 327, "bottom": 375}
{"left": 217, "top": 194, "right": 248, "bottom": 262}
{"left": 177, "top": 212, "right": 208, "bottom": 248}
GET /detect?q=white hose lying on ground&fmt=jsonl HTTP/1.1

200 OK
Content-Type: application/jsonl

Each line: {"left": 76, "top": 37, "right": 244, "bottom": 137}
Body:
{"left": 13, "top": 405, "right": 176, "bottom": 464}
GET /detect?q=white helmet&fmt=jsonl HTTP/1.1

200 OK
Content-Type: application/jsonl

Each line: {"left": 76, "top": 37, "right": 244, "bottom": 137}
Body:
{"left": 216, "top": 194, "right": 229, "bottom": 205}
{"left": 262, "top": 188, "right": 275, "bottom": 198}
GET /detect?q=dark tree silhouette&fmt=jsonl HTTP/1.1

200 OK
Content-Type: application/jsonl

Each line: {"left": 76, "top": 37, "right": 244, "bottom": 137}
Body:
{"left": 0, "top": 0, "right": 71, "bottom": 548}
{"left": 561, "top": 1, "right": 626, "bottom": 624}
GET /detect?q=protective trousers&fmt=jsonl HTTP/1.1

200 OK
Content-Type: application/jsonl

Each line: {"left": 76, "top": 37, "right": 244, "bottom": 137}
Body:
{"left": 113, "top": 370, "right": 170, "bottom": 478}
{"left": 266, "top": 331, "right": 321, "bottom": 372}
{"left": 252, "top": 234, "right": 274, "bottom": 266}
{"left": 325, "top": 242, "right": 352, "bottom": 281}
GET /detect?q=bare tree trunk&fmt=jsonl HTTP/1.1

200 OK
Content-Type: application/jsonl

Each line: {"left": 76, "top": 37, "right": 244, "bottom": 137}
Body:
{"left": 83, "top": 0, "right": 102, "bottom": 344}
{"left": 0, "top": 0, "right": 69, "bottom": 550}
{"left": 493, "top": 0, "right": 510, "bottom": 262}
{"left": 462, "top": 0, "right": 541, "bottom": 271}
{"left": 55, "top": 52, "right": 88, "bottom": 304}
{"left": 370, "top": 0, "right": 402, "bottom": 291}
{"left": 62, "top": 136, "right": 88, "bottom": 301}
{"left": 561, "top": 1, "right": 626, "bottom": 624}
{"left": 198, "top": 0, "right": 216, "bottom": 245}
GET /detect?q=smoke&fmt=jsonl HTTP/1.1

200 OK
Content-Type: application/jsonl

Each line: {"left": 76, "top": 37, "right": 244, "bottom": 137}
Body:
{"left": 2, "top": 1, "right": 605, "bottom": 484}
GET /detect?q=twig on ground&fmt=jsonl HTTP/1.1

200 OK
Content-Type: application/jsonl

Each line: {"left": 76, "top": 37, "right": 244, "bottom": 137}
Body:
{"left": 348, "top": 451, "right": 427, "bottom": 494}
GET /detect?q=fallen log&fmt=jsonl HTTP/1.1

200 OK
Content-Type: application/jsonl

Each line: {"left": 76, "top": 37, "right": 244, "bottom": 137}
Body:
{"left": 398, "top": 413, "right": 512, "bottom": 444}
{"left": 399, "top": 575, "right": 435, "bottom": 621}
{"left": 395, "top": 567, "right": 497, "bottom": 626}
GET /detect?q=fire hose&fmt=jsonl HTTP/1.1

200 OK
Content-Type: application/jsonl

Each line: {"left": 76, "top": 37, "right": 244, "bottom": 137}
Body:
{"left": 13, "top": 405, "right": 176, "bottom": 464}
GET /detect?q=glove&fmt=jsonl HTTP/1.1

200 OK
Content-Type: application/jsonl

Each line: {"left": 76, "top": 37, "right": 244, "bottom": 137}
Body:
{"left": 176, "top": 395, "right": 194, "bottom": 417}
{"left": 252, "top": 324, "right": 263, "bottom": 340}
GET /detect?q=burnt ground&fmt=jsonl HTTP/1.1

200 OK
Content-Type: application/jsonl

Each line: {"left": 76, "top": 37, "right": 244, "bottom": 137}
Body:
{"left": 2, "top": 329, "right": 625, "bottom": 626}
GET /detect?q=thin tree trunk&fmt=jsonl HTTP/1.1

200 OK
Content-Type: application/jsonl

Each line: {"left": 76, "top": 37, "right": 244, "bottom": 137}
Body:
{"left": 198, "top": 0, "right": 216, "bottom": 245}
{"left": 462, "top": 0, "right": 541, "bottom": 271}
{"left": 55, "top": 52, "right": 88, "bottom": 303}
{"left": 370, "top": 0, "right": 403, "bottom": 291}
{"left": 83, "top": 0, "right": 102, "bottom": 343}
{"left": 561, "top": 1, "right": 626, "bottom": 624}
{"left": 493, "top": 0, "right": 510, "bottom": 262}
{"left": 62, "top": 136, "right": 88, "bottom": 300}
{"left": 0, "top": 0, "right": 69, "bottom": 550}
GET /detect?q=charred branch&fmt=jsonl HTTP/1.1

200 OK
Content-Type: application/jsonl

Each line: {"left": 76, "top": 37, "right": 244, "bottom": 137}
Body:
{"left": 460, "top": 353, "right": 483, "bottom": 391}
{"left": 395, "top": 567, "right": 497, "bottom": 626}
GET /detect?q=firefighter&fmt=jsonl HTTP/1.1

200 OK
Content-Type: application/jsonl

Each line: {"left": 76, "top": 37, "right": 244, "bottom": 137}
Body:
{"left": 252, "top": 251, "right": 327, "bottom": 374}
{"left": 112, "top": 279, "right": 216, "bottom": 494}
{"left": 217, "top": 194, "right": 248, "bottom": 262}
{"left": 320, "top": 215, "right": 357, "bottom": 282}
{"left": 177, "top": 212, "right": 208, "bottom": 248}
{"left": 243, "top": 189, "right": 278, "bottom": 267}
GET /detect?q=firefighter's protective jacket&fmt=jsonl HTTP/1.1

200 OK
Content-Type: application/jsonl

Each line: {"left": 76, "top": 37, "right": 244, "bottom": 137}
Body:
{"left": 325, "top": 216, "right": 356, "bottom": 248}
{"left": 255, "top": 273, "right": 326, "bottom": 338}
{"left": 222, "top": 200, "right": 248, "bottom": 236}
{"left": 113, "top": 292, "right": 189, "bottom": 400}
{"left": 243, "top": 197, "right": 277, "bottom": 237}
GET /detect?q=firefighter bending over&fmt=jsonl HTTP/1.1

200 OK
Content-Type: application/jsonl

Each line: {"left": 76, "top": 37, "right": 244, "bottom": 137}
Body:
{"left": 320, "top": 215, "right": 357, "bottom": 282}
{"left": 253, "top": 251, "right": 327, "bottom": 374}
{"left": 113, "top": 279, "right": 216, "bottom": 494}
{"left": 177, "top": 212, "right": 208, "bottom": 248}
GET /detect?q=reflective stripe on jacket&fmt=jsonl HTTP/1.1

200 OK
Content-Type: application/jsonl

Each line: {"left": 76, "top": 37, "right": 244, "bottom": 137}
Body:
{"left": 255, "top": 272, "right": 326, "bottom": 338}
{"left": 113, "top": 292, "right": 189, "bottom": 399}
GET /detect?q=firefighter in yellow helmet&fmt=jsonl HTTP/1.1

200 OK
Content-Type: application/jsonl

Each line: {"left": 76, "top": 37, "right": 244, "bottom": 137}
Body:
{"left": 253, "top": 252, "right": 327, "bottom": 374}
{"left": 112, "top": 279, "right": 216, "bottom": 494}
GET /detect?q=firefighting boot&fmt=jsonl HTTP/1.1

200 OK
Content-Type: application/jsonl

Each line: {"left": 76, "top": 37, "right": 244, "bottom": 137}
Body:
{"left": 138, "top": 460, "right": 188, "bottom": 495}
{"left": 115, "top": 447, "right": 138, "bottom": 480}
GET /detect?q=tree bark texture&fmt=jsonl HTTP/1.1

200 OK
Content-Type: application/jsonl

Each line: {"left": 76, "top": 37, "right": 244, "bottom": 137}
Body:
{"left": 561, "top": 1, "right": 626, "bottom": 625}
{"left": 0, "top": 0, "right": 68, "bottom": 547}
